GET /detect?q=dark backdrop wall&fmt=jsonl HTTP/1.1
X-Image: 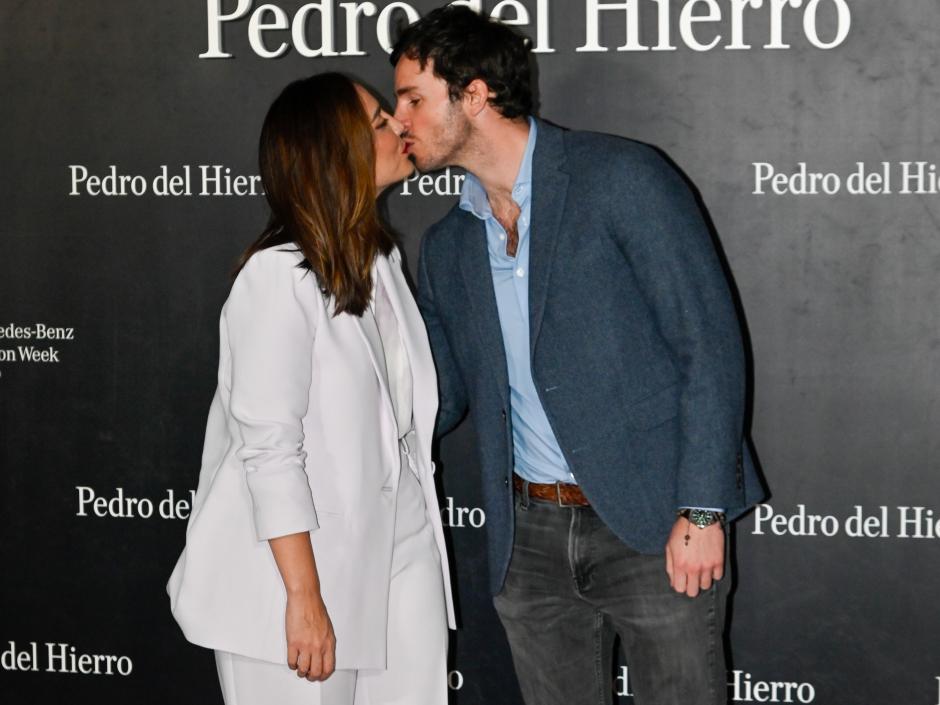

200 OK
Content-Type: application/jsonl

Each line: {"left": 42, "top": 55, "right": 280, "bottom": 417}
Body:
{"left": 3, "top": 1, "right": 939, "bottom": 703}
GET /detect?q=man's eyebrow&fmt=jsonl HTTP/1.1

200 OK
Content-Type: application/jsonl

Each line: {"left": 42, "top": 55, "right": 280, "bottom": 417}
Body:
{"left": 395, "top": 85, "right": 417, "bottom": 96}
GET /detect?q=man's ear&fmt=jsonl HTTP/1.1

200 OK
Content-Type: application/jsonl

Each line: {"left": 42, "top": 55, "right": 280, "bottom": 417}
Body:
{"left": 463, "top": 78, "right": 491, "bottom": 117}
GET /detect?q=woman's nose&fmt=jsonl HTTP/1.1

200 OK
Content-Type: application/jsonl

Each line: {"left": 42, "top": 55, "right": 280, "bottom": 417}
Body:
{"left": 388, "top": 115, "right": 406, "bottom": 137}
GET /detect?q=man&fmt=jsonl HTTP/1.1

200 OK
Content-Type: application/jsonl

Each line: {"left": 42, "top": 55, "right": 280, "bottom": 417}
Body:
{"left": 391, "top": 7, "right": 763, "bottom": 705}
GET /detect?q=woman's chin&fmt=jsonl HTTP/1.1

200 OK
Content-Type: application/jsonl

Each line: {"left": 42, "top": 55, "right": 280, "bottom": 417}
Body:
{"left": 401, "top": 159, "right": 416, "bottom": 180}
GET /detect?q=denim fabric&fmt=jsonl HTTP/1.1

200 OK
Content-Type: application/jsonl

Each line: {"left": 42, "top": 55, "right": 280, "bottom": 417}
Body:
{"left": 493, "top": 492, "right": 728, "bottom": 705}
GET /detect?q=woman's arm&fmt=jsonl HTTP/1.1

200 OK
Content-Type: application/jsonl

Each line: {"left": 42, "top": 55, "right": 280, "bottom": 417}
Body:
{"left": 269, "top": 533, "right": 336, "bottom": 681}
{"left": 225, "top": 250, "right": 334, "bottom": 674}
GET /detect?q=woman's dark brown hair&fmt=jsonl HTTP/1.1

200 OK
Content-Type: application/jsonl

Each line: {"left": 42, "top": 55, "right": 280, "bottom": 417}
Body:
{"left": 237, "top": 72, "right": 394, "bottom": 316}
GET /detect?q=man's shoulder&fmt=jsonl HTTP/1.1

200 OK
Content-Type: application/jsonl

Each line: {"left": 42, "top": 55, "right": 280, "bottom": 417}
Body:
{"left": 541, "top": 120, "right": 679, "bottom": 185}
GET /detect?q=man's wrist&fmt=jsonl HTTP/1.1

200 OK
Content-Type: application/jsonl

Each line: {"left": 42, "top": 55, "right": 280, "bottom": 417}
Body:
{"left": 677, "top": 508, "right": 726, "bottom": 529}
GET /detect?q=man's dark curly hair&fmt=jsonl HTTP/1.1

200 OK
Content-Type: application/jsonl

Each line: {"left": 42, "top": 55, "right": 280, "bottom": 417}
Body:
{"left": 390, "top": 6, "right": 533, "bottom": 120}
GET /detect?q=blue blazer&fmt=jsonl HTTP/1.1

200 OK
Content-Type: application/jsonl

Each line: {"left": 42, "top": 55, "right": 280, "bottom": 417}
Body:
{"left": 416, "top": 119, "right": 764, "bottom": 595}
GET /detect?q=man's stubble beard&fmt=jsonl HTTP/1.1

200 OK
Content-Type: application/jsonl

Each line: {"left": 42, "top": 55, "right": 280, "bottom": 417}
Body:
{"left": 416, "top": 100, "right": 473, "bottom": 172}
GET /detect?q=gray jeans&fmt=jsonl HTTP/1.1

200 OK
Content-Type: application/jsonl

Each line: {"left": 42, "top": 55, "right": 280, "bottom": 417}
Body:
{"left": 493, "top": 490, "right": 728, "bottom": 705}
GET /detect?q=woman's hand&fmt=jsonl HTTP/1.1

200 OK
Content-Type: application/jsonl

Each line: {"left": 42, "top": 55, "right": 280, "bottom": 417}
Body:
{"left": 268, "top": 531, "right": 336, "bottom": 681}
{"left": 285, "top": 588, "right": 336, "bottom": 681}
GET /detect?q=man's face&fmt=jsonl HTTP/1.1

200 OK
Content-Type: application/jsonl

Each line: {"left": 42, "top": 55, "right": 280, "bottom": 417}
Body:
{"left": 394, "top": 56, "right": 471, "bottom": 172}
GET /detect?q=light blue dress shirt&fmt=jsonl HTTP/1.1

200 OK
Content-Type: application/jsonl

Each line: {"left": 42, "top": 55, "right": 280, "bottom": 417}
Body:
{"left": 458, "top": 119, "right": 576, "bottom": 485}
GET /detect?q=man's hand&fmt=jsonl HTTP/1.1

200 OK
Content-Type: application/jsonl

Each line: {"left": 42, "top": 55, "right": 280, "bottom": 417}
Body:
{"left": 665, "top": 517, "right": 724, "bottom": 597}
{"left": 285, "top": 589, "right": 336, "bottom": 681}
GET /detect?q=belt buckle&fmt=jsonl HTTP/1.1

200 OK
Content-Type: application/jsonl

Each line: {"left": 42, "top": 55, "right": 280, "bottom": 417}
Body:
{"left": 554, "top": 481, "right": 578, "bottom": 508}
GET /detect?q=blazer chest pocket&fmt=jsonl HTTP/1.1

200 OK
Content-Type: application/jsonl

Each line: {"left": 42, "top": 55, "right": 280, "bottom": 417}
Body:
{"left": 624, "top": 383, "right": 680, "bottom": 431}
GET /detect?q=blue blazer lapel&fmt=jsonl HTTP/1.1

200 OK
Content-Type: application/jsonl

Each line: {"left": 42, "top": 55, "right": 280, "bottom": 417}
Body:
{"left": 528, "top": 120, "right": 570, "bottom": 355}
{"left": 458, "top": 213, "right": 511, "bottom": 405}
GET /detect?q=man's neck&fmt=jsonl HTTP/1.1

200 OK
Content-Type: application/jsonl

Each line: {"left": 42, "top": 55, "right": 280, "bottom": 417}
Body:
{"left": 461, "top": 117, "right": 531, "bottom": 208}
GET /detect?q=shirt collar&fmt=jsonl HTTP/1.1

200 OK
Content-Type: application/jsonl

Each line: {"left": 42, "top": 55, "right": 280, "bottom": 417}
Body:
{"left": 459, "top": 116, "right": 537, "bottom": 220}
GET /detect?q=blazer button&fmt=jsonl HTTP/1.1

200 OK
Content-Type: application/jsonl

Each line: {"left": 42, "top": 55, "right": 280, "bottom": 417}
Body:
{"left": 501, "top": 409, "right": 507, "bottom": 419}
{"left": 504, "top": 478, "right": 509, "bottom": 487}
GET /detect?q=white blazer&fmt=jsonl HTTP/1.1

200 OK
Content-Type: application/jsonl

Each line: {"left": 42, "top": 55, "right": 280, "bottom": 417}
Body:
{"left": 167, "top": 245, "right": 455, "bottom": 670}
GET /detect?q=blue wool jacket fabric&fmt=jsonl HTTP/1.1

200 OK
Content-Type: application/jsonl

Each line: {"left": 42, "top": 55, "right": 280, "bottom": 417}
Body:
{"left": 416, "top": 119, "right": 765, "bottom": 596}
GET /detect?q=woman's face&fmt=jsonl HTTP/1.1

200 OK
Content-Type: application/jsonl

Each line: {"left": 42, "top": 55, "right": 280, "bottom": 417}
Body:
{"left": 356, "top": 85, "right": 414, "bottom": 194}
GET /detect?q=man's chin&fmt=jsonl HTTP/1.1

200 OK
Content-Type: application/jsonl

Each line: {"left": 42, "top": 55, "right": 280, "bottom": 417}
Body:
{"left": 412, "top": 151, "right": 444, "bottom": 173}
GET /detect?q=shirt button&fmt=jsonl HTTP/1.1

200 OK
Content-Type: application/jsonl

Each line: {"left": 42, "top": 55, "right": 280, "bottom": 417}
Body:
{"left": 498, "top": 233, "right": 505, "bottom": 241}
{"left": 515, "top": 268, "right": 525, "bottom": 277}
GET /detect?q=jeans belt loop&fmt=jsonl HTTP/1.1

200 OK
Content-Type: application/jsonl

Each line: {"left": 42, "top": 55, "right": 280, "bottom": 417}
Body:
{"left": 520, "top": 477, "right": 530, "bottom": 509}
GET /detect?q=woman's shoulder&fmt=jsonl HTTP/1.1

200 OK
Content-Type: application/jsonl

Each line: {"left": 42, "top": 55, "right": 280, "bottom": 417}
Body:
{"left": 238, "top": 244, "right": 306, "bottom": 278}
{"left": 225, "top": 245, "right": 322, "bottom": 319}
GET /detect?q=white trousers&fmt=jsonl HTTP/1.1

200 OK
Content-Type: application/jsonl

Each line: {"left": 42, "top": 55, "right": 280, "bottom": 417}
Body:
{"left": 216, "top": 459, "right": 448, "bottom": 705}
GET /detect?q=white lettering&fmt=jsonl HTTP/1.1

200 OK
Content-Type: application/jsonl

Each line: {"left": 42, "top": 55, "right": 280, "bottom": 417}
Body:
{"left": 376, "top": 2, "right": 420, "bottom": 53}
{"left": 441, "top": 496, "right": 486, "bottom": 528}
{"left": 1, "top": 642, "right": 39, "bottom": 672}
{"left": 803, "top": 0, "right": 850, "bottom": 50}
{"left": 68, "top": 165, "right": 146, "bottom": 197}
{"left": 248, "top": 4, "right": 290, "bottom": 58}
{"left": 765, "top": 0, "right": 802, "bottom": 49}
{"left": 730, "top": 670, "right": 816, "bottom": 703}
{"left": 726, "top": 0, "right": 762, "bottom": 50}
{"left": 293, "top": 1, "right": 339, "bottom": 57}
{"left": 339, "top": 3, "right": 378, "bottom": 55}
{"left": 201, "top": 0, "right": 253, "bottom": 58}
{"left": 399, "top": 167, "right": 465, "bottom": 196}
{"left": 579, "top": 0, "right": 647, "bottom": 52}
{"left": 900, "top": 161, "right": 940, "bottom": 195}
{"left": 844, "top": 505, "right": 889, "bottom": 538}
{"left": 615, "top": 666, "right": 635, "bottom": 696}
{"left": 679, "top": 0, "right": 722, "bottom": 52}
{"left": 751, "top": 504, "right": 838, "bottom": 537}
{"left": 447, "top": 669, "right": 464, "bottom": 690}
{"left": 897, "top": 506, "right": 940, "bottom": 539}
{"left": 45, "top": 643, "right": 132, "bottom": 676}
{"left": 751, "top": 162, "right": 840, "bottom": 195}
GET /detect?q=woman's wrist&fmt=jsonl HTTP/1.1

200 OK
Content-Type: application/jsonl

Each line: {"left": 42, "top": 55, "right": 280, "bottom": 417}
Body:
{"left": 285, "top": 582, "right": 321, "bottom": 600}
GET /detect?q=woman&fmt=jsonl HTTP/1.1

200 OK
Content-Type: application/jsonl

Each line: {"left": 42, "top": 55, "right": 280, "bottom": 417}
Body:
{"left": 167, "top": 73, "right": 454, "bottom": 705}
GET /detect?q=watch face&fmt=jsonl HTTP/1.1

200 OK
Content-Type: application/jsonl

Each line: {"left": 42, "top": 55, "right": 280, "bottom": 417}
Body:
{"left": 689, "top": 509, "right": 715, "bottom": 529}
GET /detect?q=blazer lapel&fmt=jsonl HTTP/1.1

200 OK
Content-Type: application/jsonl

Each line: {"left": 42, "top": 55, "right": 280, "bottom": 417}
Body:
{"left": 528, "top": 120, "right": 570, "bottom": 356}
{"left": 458, "top": 215, "right": 511, "bottom": 406}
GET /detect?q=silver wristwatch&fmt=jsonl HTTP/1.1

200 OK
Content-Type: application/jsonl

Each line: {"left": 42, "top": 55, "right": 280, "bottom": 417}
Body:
{"left": 677, "top": 508, "right": 726, "bottom": 529}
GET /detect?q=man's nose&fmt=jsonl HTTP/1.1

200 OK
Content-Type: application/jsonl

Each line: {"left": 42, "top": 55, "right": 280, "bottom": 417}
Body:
{"left": 392, "top": 102, "right": 409, "bottom": 127}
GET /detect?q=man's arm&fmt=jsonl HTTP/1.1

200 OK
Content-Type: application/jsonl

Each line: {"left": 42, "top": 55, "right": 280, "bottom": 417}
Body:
{"left": 417, "top": 230, "right": 470, "bottom": 437}
{"left": 606, "top": 145, "right": 746, "bottom": 595}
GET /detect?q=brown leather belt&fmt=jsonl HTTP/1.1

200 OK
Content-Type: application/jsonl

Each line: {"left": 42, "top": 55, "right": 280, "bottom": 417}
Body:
{"left": 513, "top": 474, "right": 590, "bottom": 507}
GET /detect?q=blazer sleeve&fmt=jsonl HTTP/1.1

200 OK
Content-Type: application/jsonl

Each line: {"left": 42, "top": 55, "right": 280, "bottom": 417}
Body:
{"left": 607, "top": 146, "right": 747, "bottom": 510}
{"left": 224, "top": 249, "right": 320, "bottom": 541}
{"left": 417, "top": 231, "right": 469, "bottom": 437}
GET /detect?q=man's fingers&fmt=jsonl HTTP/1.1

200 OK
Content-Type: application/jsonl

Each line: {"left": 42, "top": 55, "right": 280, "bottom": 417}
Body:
{"left": 673, "top": 568, "right": 687, "bottom": 594}
{"left": 287, "top": 646, "right": 299, "bottom": 671}
{"left": 699, "top": 570, "right": 713, "bottom": 593}
{"left": 665, "top": 546, "right": 674, "bottom": 579}
{"left": 712, "top": 564, "right": 724, "bottom": 582}
{"left": 684, "top": 569, "right": 701, "bottom": 597}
